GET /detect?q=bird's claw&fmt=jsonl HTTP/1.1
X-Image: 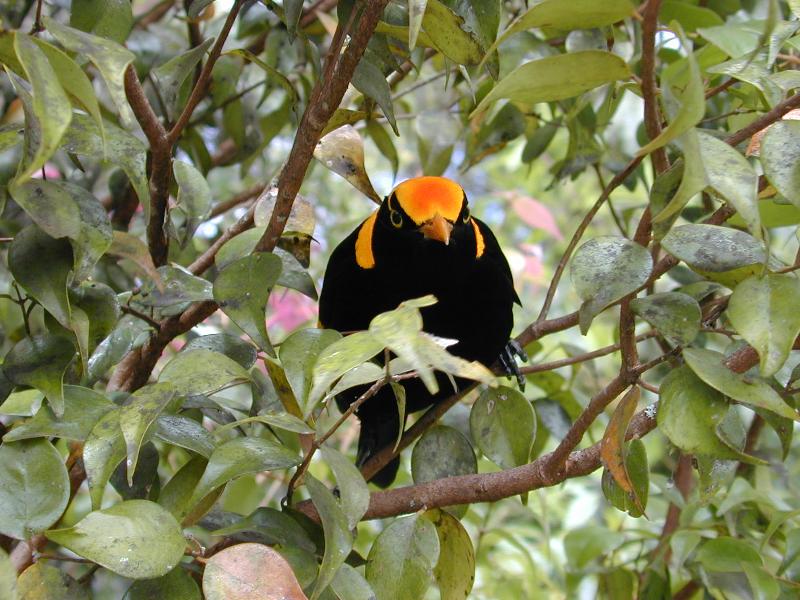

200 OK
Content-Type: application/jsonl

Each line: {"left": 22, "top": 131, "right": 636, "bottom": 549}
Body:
{"left": 499, "top": 340, "right": 527, "bottom": 391}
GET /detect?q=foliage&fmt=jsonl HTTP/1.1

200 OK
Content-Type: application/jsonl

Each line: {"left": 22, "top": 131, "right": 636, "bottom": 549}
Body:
{"left": 0, "top": 0, "right": 799, "bottom": 598}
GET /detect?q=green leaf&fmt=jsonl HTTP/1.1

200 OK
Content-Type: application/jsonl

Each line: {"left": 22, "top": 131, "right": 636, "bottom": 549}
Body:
{"left": 284, "top": 0, "right": 303, "bottom": 39}
{"left": 367, "top": 121, "right": 399, "bottom": 177}
{"left": 366, "top": 513, "right": 440, "bottom": 600}
{"left": 408, "top": 0, "right": 428, "bottom": 50}
{"left": 137, "top": 266, "right": 213, "bottom": 309}
{"left": 202, "top": 542, "right": 307, "bottom": 600}
{"left": 601, "top": 439, "right": 649, "bottom": 518}
{"left": 120, "top": 383, "right": 177, "bottom": 486}
{"left": 214, "top": 412, "right": 314, "bottom": 436}
{"left": 65, "top": 183, "right": 114, "bottom": 281}
{"left": 659, "top": 365, "right": 756, "bottom": 459}
{"left": 158, "top": 456, "right": 221, "bottom": 526}
{"left": 469, "top": 386, "right": 535, "bottom": 470}
{"left": 320, "top": 446, "right": 370, "bottom": 529}
{"left": 742, "top": 562, "right": 780, "bottom": 600}
{"left": 226, "top": 49, "right": 300, "bottom": 110}
{"left": 158, "top": 348, "right": 251, "bottom": 396}
{"left": 412, "top": 425, "right": 477, "bottom": 484}
{"left": 16, "top": 562, "right": 88, "bottom": 599}
{"left": 9, "top": 227, "right": 74, "bottom": 328}
{"left": 70, "top": 0, "right": 134, "bottom": 44}
{"left": 570, "top": 237, "right": 653, "bottom": 333}
{"left": 352, "top": 55, "right": 398, "bottom": 135}
{"left": 62, "top": 114, "right": 149, "bottom": 208}
{"left": 308, "top": 331, "right": 384, "bottom": 415}
{"left": 700, "top": 130, "right": 759, "bottom": 235}
{"left": 661, "top": 224, "right": 766, "bottom": 286}
{"left": 637, "top": 27, "right": 704, "bottom": 157}
{"left": 778, "top": 528, "right": 800, "bottom": 575}
{"left": 183, "top": 334, "right": 257, "bottom": 369}
{"left": 106, "top": 230, "right": 162, "bottom": 284}
{"left": 9, "top": 179, "right": 80, "bottom": 240}
{"left": 0, "top": 551, "right": 13, "bottom": 600}
{"left": 761, "top": 120, "right": 800, "bottom": 209}
{"left": 728, "top": 274, "right": 800, "bottom": 377}
{"left": 46, "top": 500, "right": 186, "bottom": 579}
{"left": 369, "top": 296, "right": 494, "bottom": 394}
{"left": 3, "top": 384, "right": 114, "bottom": 442}
{"left": 306, "top": 475, "right": 354, "bottom": 600}
{"left": 489, "top": 0, "right": 634, "bottom": 59}
{"left": 3, "top": 334, "right": 75, "bottom": 417}
{"left": 280, "top": 328, "right": 342, "bottom": 413}
{"left": 695, "top": 536, "right": 762, "bottom": 572}
{"left": 153, "top": 38, "right": 214, "bottom": 119}
{"left": 422, "top": 0, "right": 484, "bottom": 65}
{"left": 472, "top": 51, "right": 630, "bottom": 115}
{"left": 155, "top": 415, "right": 216, "bottom": 458}
{"left": 0, "top": 439, "right": 69, "bottom": 539}
{"left": 211, "top": 507, "right": 315, "bottom": 552}
{"left": 187, "top": 0, "right": 215, "bottom": 19}
{"left": 32, "top": 37, "right": 104, "bottom": 146}
{"left": 213, "top": 252, "right": 283, "bottom": 354}
{"left": 12, "top": 33, "right": 72, "bottom": 182}
{"left": 683, "top": 347, "right": 799, "bottom": 421}
{"left": 424, "top": 509, "right": 476, "bottom": 600}
{"left": 630, "top": 292, "right": 701, "bottom": 346}
{"left": 188, "top": 436, "right": 301, "bottom": 507}
{"left": 172, "top": 159, "right": 212, "bottom": 246}
{"left": 125, "top": 566, "right": 200, "bottom": 600}
{"left": 564, "top": 526, "right": 625, "bottom": 569}
{"left": 45, "top": 17, "right": 136, "bottom": 127}
{"left": 84, "top": 408, "right": 125, "bottom": 509}
{"left": 331, "top": 563, "right": 376, "bottom": 600}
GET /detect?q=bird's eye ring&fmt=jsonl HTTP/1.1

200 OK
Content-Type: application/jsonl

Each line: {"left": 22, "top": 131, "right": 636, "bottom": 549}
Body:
{"left": 462, "top": 208, "right": 470, "bottom": 223}
{"left": 390, "top": 209, "right": 403, "bottom": 228}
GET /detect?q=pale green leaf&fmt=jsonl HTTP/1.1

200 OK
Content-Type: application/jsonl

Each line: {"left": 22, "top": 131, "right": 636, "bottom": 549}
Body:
{"left": 473, "top": 51, "right": 630, "bottom": 116}
{"left": 728, "top": 274, "right": 800, "bottom": 376}
{"left": 46, "top": 500, "right": 186, "bottom": 579}
{"left": 0, "top": 439, "right": 69, "bottom": 539}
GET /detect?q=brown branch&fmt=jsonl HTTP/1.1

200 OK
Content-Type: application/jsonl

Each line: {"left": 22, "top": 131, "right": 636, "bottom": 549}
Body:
{"left": 124, "top": 65, "right": 172, "bottom": 267}
{"left": 298, "top": 335, "right": 766, "bottom": 523}
{"left": 300, "top": 0, "right": 338, "bottom": 28}
{"left": 168, "top": 0, "right": 245, "bottom": 144}
{"left": 520, "top": 331, "right": 659, "bottom": 375}
{"left": 725, "top": 91, "right": 800, "bottom": 147}
{"left": 255, "top": 1, "right": 389, "bottom": 253}
{"left": 640, "top": 0, "right": 667, "bottom": 174}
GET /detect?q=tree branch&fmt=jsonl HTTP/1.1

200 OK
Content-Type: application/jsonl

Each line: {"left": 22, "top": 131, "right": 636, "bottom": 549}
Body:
{"left": 124, "top": 65, "right": 172, "bottom": 267}
{"left": 168, "top": 0, "right": 245, "bottom": 144}
{"left": 255, "top": 0, "right": 389, "bottom": 253}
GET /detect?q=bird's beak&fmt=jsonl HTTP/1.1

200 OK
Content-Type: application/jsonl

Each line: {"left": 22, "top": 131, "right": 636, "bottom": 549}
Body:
{"left": 419, "top": 213, "right": 453, "bottom": 245}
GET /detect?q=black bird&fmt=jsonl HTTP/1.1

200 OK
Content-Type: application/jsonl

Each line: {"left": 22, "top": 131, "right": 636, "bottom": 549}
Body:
{"left": 319, "top": 176, "right": 522, "bottom": 486}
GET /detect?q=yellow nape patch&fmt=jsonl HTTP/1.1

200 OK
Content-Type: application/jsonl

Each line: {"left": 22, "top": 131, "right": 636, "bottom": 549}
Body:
{"left": 471, "top": 218, "right": 485, "bottom": 258}
{"left": 394, "top": 176, "right": 463, "bottom": 224}
{"left": 355, "top": 212, "right": 378, "bottom": 269}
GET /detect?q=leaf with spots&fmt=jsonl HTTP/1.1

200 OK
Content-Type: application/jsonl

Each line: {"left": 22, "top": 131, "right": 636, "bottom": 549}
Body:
{"left": 213, "top": 253, "right": 282, "bottom": 354}
{"left": 46, "top": 500, "right": 186, "bottom": 579}
{"left": 570, "top": 237, "right": 652, "bottom": 334}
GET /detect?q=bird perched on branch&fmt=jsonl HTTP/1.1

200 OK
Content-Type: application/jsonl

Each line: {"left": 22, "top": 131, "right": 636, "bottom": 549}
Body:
{"left": 319, "top": 176, "right": 524, "bottom": 486}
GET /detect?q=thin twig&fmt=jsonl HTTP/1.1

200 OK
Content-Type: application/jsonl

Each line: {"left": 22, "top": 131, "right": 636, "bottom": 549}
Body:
{"left": 121, "top": 305, "right": 162, "bottom": 331}
{"left": 255, "top": 1, "right": 389, "bottom": 253}
{"left": 168, "top": 1, "right": 246, "bottom": 144}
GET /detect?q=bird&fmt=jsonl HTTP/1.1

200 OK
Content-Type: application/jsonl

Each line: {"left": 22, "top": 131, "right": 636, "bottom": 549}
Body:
{"left": 318, "top": 176, "right": 523, "bottom": 487}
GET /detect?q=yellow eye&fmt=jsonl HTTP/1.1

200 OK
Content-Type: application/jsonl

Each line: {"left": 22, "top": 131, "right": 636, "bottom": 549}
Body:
{"left": 390, "top": 209, "right": 403, "bottom": 228}
{"left": 462, "top": 208, "right": 470, "bottom": 223}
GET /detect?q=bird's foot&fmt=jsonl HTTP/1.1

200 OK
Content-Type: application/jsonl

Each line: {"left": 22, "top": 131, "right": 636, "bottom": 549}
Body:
{"left": 499, "top": 340, "right": 528, "bottom": 391}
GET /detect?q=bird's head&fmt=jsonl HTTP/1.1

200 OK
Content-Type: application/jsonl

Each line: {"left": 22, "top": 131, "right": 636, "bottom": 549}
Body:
{"left": 382, "top": 176, "right": 470, "bottom": 246}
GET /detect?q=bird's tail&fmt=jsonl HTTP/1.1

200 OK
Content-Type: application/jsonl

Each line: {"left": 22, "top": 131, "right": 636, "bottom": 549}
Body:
{"left": 356, "top": 405, "right": 401, "bottom": 488}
